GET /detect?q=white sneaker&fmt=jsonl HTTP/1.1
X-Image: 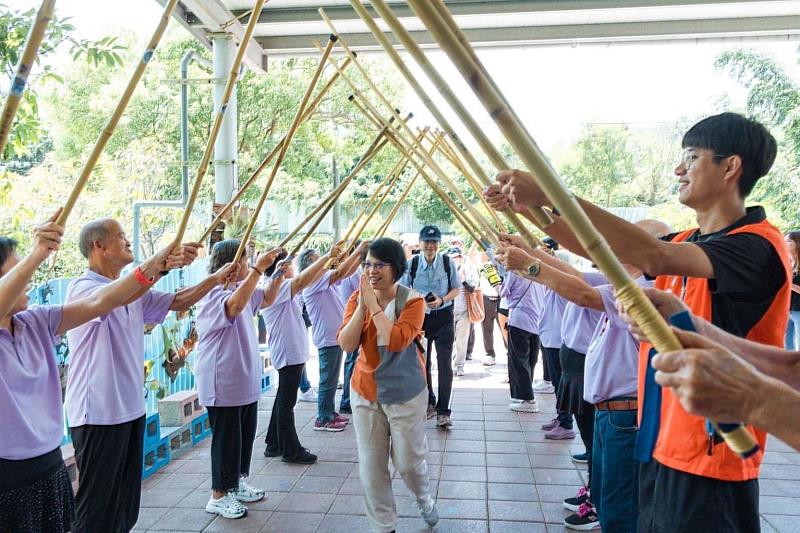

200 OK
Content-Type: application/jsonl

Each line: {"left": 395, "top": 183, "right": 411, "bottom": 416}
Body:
{"left": 510, "top": 398, "right": 524, "bottom": 404}
{"left": 533, "top": 380, "right": 555, "bottom": 394}
{"left": 421, "top": 502, "right": 440, "bottom": 527}
{"left": 206, "top": 492, "right": 247, "bottom": 519}
{"left": 298, "top": 387, "right": 318, "bottom": 402}
{"left": 455, "top": 366, "right": 464, "bottom": 377}
{"left": 235, "top": 477, "right": 265, "bottom": 503}
{"left": 510, "top": 399, "right": 539, "bottom": 413}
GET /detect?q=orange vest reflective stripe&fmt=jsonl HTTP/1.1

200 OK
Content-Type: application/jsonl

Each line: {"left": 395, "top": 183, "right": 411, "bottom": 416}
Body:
{"left": 637, "top": 219, "right": 790, "bottom": 481}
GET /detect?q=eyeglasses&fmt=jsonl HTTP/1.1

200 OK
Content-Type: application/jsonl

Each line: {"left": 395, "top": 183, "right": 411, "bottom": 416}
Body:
{"left": 679, "top": 150, "right": 731, "bottom": 170}
{"left": 362, "top": 261, "right": 388, "bottom": 271}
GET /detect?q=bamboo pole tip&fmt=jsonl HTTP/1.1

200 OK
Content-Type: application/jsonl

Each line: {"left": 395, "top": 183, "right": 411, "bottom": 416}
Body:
{"left": 329, "top": 34, "right": 339, "bottom": 43}
{"left": 352, "top": 51, "right": 359, "bottom": 58}
{"left": 348, "top": 94, "right": 355, "bottom": 101}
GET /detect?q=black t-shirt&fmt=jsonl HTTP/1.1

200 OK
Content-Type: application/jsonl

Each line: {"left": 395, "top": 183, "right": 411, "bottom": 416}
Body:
{"left": 791, "top": 273, "right": 800, "bottom": 311}
{"left": 659, "top": 206, "right": 786, "bottom": 337}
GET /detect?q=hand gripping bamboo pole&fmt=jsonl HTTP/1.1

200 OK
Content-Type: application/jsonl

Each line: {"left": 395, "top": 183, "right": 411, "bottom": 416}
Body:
{"left": 349, "top": 96, "right": 487, "bottom": 249}
{"left": 225, "top": 35, "right": 337, "bottom": 277}
{"left": 0, "top": 0, "right": 56, "bottom": 158}
{"left": 54, "top": 0, "right": 178, "bottom": 227}
{"left": 279, "top": 121, "right": 393, "bottom": 251}
{"left": 409, "top": 0, "right": 757, "bottom": 457}
{"left": 314, "top": 19, "right": 500, "bottom": 249}
{"left": 198, "top": 57, "right": 353, "bottom": 244}
{"left": 349, "top": 0, "right": 549, "bottom": 241}
{"left": 376, "top": 135, "right": 443, "bottom": 237}
{"left": 173, "top": 0, "right": 267, "bottom": 244}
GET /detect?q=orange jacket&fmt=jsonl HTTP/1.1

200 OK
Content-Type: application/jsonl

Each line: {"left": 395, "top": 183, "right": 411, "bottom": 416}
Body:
{"left": 638, "top": 219, "right": 790, "bottom": 481}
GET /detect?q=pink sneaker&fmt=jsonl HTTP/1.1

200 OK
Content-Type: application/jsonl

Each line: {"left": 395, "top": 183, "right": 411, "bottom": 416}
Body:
{"left": 541, "top": 418, "right": 559, "bottom": 431}
{"left": 332, "top": 412, "right": 349, "bottom": 424}
{"left": 314, "top": 419, "right": 346, "bottom": 432}
{"left": 544, "top": 426, "right": 575, "bottom": 440}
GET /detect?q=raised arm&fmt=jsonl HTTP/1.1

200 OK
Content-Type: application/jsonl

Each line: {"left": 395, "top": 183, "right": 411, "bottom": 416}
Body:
{"left": 495, "top": 245, "right": 603, "bottom": 311}
{"left": 330, "top": 240, "right": 368, "bottom": 285}
{"left": 223, "top": 247, "right": 282, "bottom": 319}
{"left": 291, "top": 241, "right": 344, "bottom": 296}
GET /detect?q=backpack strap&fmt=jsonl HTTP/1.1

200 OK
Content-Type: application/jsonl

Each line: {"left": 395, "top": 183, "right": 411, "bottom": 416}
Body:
{"left": 442, "top": 253, "right": 452, "bottom": 292}
{"left": 409, "top": 255, "right": 419, "bottom": 288}
{"left": 394, "top": 284, "right": 411, "bottom": 320}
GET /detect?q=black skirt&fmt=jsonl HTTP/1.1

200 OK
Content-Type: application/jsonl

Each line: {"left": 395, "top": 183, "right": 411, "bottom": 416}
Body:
{"left": 556, "top": 345, "right": 592, "bottom": 416}
{"left": 0, "top": 450, "right": 75, "bottom": 533}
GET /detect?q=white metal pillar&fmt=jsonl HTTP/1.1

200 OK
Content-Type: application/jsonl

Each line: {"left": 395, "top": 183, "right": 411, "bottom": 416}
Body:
{"left": 211, "top": 33, "right": 238, "bottom": 204}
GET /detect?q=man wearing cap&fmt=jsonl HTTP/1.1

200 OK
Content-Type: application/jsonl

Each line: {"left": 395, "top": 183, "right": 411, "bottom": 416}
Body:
{"left": 400, "top": 225, "right": 460, "bottom": 427}
{"left": 448, "top": 245, "right": 478, "bottom": 378}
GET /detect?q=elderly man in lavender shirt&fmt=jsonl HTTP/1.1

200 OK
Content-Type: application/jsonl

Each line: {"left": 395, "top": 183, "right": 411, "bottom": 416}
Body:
{"left": 0, "top": 213, "right": 194, "bottom": 533}
{"left": 338, "top": 267, "right": 362, "bottom": 414}
{"left": 65, "top": 218, "right": 231, "bottom": 533}
{"left": 500, "top": 270, "right": 545, "bottom": 412}
{"left": 298, "top": 241, "right": 367, "bottom": 432}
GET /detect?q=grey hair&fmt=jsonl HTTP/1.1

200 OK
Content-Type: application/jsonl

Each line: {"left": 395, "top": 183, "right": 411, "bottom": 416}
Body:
{"left": 78, "top": 219, "right": 116, "bottom": 258}
{"left": 298, "top": 248, "right": 319, "bottom": 272}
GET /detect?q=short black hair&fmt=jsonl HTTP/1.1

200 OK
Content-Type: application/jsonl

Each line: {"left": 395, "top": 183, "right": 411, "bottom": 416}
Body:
{"left": 682, "top": 112, "right": 777, "bottom": 198}
{"left": 0, "top": 237, "right": 18, "bottom": 275}
{"left": 208, "top": 239, "right": 242, "bottom": 274}
{"left": 264, "top": 249, "right": 289, "bottom": 276}
{"left": 368, "top": 238, "right": 406, "bottom": 282}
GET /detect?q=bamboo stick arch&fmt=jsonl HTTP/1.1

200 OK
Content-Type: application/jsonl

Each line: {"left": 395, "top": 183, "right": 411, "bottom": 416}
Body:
{"left": 225, "top": 35, "right": 337, "bottom": 279}
{"left": 197, "top": 57, "right": 353, "bottom": 244}
{"left": 54, "top": 0, "right": 179, "bottom": 229}
{"left": 174, "top": 0, "right": 267, "bottom": 244}
{"left": 0, "top": 0, "right": 56, "bottom": 158}
{"left": 349, "top": 0, "right": 549, "bottom": 243}
{"left": 312, "top": 22, "right": 500, "bottom": 249}
{"left": 407, "top": 0, "right": 756, "bottom": 456}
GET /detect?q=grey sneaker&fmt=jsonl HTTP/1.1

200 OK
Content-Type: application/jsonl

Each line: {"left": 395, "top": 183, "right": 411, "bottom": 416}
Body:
{"left": 436, "top": 414, "right": 453, "bottom": 428}
{"left": 455, "top": 365, "right": 464, "bottom": 377}
{"left": 420, "top": 502, "right": 440, "bottom": 527}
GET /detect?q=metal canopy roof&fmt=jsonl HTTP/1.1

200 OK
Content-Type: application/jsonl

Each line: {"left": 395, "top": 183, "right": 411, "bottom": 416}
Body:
{"left": 164, "top": 0, "right": 800, "bottom": 72}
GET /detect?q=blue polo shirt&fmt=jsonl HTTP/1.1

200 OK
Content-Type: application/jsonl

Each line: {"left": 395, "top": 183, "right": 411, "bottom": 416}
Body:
{"left": 400, "top": 253, "right": 460, "bottom": 315}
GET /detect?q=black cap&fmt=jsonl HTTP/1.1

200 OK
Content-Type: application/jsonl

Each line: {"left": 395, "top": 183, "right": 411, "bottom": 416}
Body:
{"left": 419, "top": 225, "right": 442, "bottom": 242}
{"left": 542, "top": 237, "right": 559, "bottom": 251}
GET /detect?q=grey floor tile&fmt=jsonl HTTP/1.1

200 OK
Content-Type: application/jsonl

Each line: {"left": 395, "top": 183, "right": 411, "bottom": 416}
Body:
{"left": 437, "top": 480, "right": 488, "bottom": 500}
{"left": 316, "top": 513, "right": 372, "bottom": 532}
{"left": 436, "top": 498, "right": 488, "bottom": 520}
{"left": 488, "top": 483, "right": 537, "bottom": 502}
{"left": 488, "top": 500, "right": 544, "bottom": 522}
{"left": 132, "top": 507, "right": 168, "bottom": 530}
{"left": 203, "top": 510, "right": 271, "bottom": 532}
{"left": 441, "top": 465, "right": 487, "bottom": 482}
{"left": 486, "top": 453, "right": 529, "bottom": 468}
{"left": 146, "top": 506, "right": 214, "bottom": 531}
{"left": 487, "top": 466, "right": 535, "bottom": 484}
{"left": 445, "top": 439, "right": 486, "bottom": 453}
{"left": 532, "top": 469, "right": 583, "bottom": 486}
{"left": 261, "top": 511, "right": 324, "bottom": 533}
{"left": 292, "top": 474, "right": 345, "bottom": 493}
{"left": 329, "top": 494, "right": 367, "bottom": 515}
{"left": 443, "top": 451, "right": 487, "bottom": 466}
{"left": 275, "top": 492, "right": 334, "bottom": 513}
{"left": 490, "top": 520, "right": 548, "bottom": 532}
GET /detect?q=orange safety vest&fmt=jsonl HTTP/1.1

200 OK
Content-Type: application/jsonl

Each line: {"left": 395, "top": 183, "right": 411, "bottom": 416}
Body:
{"left": 637, "top": 219, "right": 790, "bottom": 481}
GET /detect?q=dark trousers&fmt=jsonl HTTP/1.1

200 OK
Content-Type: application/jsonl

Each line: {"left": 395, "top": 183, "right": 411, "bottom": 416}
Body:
{"left": 592, "top": 407, "right": 639, "bottom": 533}
{"left": 299, "top": 367, "right": 311, "bottom": 393}
{"left": 340, "top": 349, "right": 358, "bottom": 411}
{"left": 207, "top": 402, "right": 258, "bottom": 493}
{"left": 424, "top": 307, "right": 455, "bottom": 416}
{"left": 507, "top": 325, "right": 539, "bottom": 401}
{"left": 638, "top": 459, "right": 760, "bottom": 532}
{"left": 70, "top": 416, "right": 144, "bottom": 533}
{"left": 543, "top": 346, "right": 572, "bottom": 429}
{"left": 575, "top": 406, "right": 596, "bottom": 493}
{"left": 265, "top": 363, "right": 305, "bottom": 459}
{"left": 481, "top": 296, "right": 500, "bottom": 357}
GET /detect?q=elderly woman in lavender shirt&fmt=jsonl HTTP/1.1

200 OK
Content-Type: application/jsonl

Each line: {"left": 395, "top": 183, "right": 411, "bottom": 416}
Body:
{"left": 195, "top": 240, "right": 282, "bottom": 520}
{"left": 261, "top": 242, "right": 346, "bottom": 464}
{"left": 0, "top": 211, "right": 196, "bottom": 533}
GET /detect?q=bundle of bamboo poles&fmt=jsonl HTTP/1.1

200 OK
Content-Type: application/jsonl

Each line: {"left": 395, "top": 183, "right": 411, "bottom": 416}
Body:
{"left": 398, "top": 0, "right": 756, "bottom": 456}
{"left": 0, "top": 0, "right": 56, "bottom": 158}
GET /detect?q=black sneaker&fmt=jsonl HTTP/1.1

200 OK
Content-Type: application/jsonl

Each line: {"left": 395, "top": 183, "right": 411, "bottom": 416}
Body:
{"left": 264, "top": 447, "right": 280, "bottom": 458}
{"left": 572, "top": 452, "right": 589, "bottom": 464}
{"left": 282, "top": 448, "right": 317, "bottom": 465}
{"left": 564, "top": 502, "right": 600, "bottom": 530}
{"left": 339, "top": 406, "right": 352, "bottom": 414}
{"left": 563, "top": 486, "right": 590, "bottom": 512}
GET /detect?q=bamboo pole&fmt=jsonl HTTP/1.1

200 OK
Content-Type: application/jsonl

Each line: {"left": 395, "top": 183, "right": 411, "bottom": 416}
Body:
{"left": 279, "top": 121, "right": 393, "bottom": 252}
{"left": 0, "top": 0, "right": 56, "bottom": 158}
{"left": 54, "top": 0, "right": 178, "bottom": 227}
{"left": 409, "top": 0, "right": 757, "bottom": 457}
{"left": 349, "top": 0, "right": 549, "bottom": 240}
{"left": 197, "top": 57, "right": 352, "bottom": 244}
{"left": 173, "top": 0, "right": 267, "bottom": 243}
{"left": 226, "top": 35, "right": 337, "bottom": 276}
{"left": 349, "top": 96, "right": 487, "bottom": 249}
{"left": 313, "top": 22, "right": 500, "bottom": 248}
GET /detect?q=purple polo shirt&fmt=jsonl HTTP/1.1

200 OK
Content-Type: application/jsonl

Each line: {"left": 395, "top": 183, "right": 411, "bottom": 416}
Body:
{"left": 560, "top": 271, "right": 608, "bottom": 354}
{"left": 65, "top": 270, "right": 174, "bottom": 427}
{"left": 584, "top": 277, "right": 652, "bottom": 404}
{"left": 539, "top": 288, "right": 567, "bottom": 349}
{"left": 260, "top": 279, "right": 309, "bottom": 370}
{"left": 338, "top": 269, "right": 360, "bottom": 306}
{"left": 0, "top": 306, "right": 64, "bottom": 460}
{"left": 501, "top": 271, "right": 544, "bottom": 334}
{"left": 195, "top": 285, "right": 264, "bottom": 407}
{"left": 303, "top": 271, "right": 344, "bottom": 349}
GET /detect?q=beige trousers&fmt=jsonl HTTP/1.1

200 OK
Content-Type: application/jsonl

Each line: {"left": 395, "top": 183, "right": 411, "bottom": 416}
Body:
{"left": 453, "top": 313, "right": 471, "bottom": 369}
{"left": 351, "top": 388, "right": 433, "bottom": 533}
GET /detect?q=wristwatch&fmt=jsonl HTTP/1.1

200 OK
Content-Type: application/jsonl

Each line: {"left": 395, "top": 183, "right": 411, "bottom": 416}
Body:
{"left": 526, "top": 261, "right": 541, "bottom": 277}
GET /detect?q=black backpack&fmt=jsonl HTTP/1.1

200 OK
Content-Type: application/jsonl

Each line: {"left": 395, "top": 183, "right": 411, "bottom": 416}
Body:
{"left": 409, "top": 253, "right": 453, "bottom": 293}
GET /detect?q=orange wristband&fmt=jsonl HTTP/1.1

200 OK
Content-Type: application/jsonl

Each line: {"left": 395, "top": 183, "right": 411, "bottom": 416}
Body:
{"left": 134, "top": 266, "right": 155, "bottom": 287}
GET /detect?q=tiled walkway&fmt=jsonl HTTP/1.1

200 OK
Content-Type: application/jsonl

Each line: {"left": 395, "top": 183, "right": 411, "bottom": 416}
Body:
{"left": 137, "top": 355, "right": 800, "bottom": 533}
